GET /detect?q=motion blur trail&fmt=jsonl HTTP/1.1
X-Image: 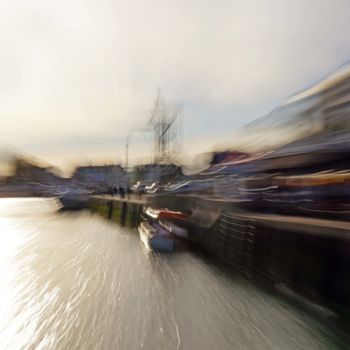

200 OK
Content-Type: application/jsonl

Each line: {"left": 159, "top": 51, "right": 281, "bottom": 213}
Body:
{"left": 0, "top": 198, "right": 343, "bottom": 349}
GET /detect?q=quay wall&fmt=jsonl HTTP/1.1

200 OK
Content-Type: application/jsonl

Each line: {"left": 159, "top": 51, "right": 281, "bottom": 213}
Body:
{"left": 87, "top": 197, "right": 143, "bottom": 227}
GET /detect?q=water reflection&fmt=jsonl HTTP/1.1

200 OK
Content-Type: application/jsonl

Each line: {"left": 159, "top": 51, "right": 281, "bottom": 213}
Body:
{"left": 0, "top": 198, "right": 344, "bottom": 349}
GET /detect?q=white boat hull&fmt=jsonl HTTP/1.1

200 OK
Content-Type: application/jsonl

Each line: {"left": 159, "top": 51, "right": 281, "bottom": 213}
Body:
{"left": 160, "top": 220, "right": 188, "bottom": 238}
{"left": 138, "top": 222, "right": 174, "bottom": 252}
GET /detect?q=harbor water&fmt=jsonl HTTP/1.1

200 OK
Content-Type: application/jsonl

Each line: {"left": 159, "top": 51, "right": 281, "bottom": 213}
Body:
{"left": 0, "top": 198, "right": 345, "bottom": 349}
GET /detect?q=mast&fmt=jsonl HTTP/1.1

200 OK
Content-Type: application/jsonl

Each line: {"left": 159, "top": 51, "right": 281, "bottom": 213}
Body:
{"left": 148, "top": 89, "right": 183, "bottom": 163}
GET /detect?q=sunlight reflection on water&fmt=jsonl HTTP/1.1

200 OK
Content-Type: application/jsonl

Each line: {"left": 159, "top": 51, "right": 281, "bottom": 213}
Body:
{"left": 0, "top": 198, "right": 342, "bottom": 349}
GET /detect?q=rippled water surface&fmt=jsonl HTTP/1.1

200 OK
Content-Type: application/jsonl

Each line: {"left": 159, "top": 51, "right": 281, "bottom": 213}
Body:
{"left": 0, "top": 198, "right": 344, "bottom": 349}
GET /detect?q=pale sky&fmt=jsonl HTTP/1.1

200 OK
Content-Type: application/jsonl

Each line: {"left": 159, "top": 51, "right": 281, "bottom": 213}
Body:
{"left": 1, "top": 0, "right": 350, "bottom": 171}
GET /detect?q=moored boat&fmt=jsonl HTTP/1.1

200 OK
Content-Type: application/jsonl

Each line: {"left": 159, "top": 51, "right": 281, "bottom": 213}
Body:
{"left": 138, "top": 221, "right": 175, "bottom": 252}
{"left": 159, "top": 220, "right": 188, "bottom": 238}
{"left": 56, "top": 186, "right": 90, "bottom": 210}
{"left": 145, "top": 207, "right": 189, "bottom": 221}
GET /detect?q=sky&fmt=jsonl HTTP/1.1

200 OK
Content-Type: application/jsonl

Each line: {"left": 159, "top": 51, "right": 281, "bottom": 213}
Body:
{"left": 1, "top": 0, "right": 350, "bottom": 172}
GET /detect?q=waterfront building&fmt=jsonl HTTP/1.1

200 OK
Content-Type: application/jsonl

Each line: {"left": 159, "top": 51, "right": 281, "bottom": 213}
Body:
{"left": 7, "top": 158, "right": 64, "bottom": 185}
{"left": 72, "top": 165, "right": 127, "bottom": 190}
{"left": 133, "top": 163, "right": 181, "bottom": 184}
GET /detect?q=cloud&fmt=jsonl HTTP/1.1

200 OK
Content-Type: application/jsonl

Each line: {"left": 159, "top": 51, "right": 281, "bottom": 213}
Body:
{"left": 0, "top": 0, "right": 350, "bottom": 168}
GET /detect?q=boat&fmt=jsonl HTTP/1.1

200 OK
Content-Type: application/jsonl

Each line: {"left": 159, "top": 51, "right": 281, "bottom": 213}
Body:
{"left": 159, "top": 220, "right": 188, "bottom": 238}
{"left": 138, "top": 221, "right": 175, "bottom": 252}
{"left": 56, "top": 186, "right": 90, "bottom": 210}
{"left": 145, "top": 207, "right": 189, "bottom": 221}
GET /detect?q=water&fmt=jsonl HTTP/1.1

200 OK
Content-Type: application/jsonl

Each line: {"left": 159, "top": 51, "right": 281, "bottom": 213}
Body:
{"left": 0, "top": 198, "right": 345, "bottom": 349}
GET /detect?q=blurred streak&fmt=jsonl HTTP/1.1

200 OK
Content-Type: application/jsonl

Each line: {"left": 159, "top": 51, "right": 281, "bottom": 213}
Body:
{"left": 223, "top": 61, "right": 350, "bottom": 153}
{"left": 157, "top": 63, "right": 350, "bottom": 223}
{"left": 0, "top": 58, "right": 349, "bottom": 350}
{"left": 3, "top": 63, "right": 350, "bottom": 221}
{"left": 0, "top": 198, "right": 342, "bottom": 349}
